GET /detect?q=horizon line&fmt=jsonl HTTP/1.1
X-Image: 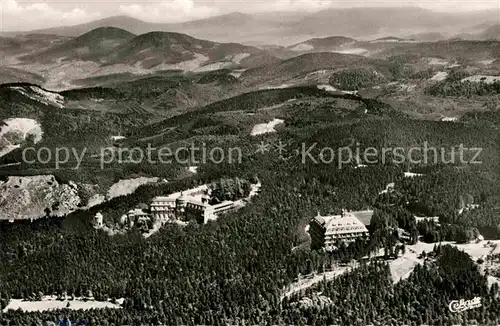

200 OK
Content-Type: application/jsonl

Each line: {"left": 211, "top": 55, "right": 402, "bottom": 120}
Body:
{"left": 2, "top": 5, "right": 498, "bottom": 34}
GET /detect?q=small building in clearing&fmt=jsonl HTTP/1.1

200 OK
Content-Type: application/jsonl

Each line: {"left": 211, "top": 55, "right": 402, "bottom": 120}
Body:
{"left": 120, "top": 208, "right": 150, "bottom": 228}
{"left": 93, "top": 212, "right": 103, "bottom": 228}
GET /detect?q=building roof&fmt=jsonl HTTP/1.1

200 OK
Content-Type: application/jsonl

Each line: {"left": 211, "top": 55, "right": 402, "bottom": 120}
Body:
{"left": 211, "top": 201, "right": 235, "bottom": 209}
{"left": 350, "top": 210, "right": 374, "bottom": 226}
{"left": 177, "top": 193, "right": 187, "bottom": 201}
{"left": 185, "top": 199, "right": 236, "bottom": 212}
{"left": 313, "top": 214, "right": 326, "bottom": 225}
{"left": 313, "top": 212, "right": 369, "bottom": 234}
{"left": 185, "top": 198, "right": 209, "bottom": 207}
{"left": 151, "top": 196, "right": 176, "bottom": 202}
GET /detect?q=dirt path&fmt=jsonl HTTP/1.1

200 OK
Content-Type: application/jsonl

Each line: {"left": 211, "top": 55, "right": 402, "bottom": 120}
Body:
{"left": 281, "top": 264, "right": 356, "bottom": 301}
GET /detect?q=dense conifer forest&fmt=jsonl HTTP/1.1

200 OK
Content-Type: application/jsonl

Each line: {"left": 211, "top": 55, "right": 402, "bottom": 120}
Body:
{"left": 2, "top": 71, "right": 500, "bottom": 325}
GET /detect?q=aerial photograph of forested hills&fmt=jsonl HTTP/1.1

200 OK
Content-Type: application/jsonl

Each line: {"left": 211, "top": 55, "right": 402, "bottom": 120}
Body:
{"left": 1, "top": 0, "right": 500, "bottom": 325}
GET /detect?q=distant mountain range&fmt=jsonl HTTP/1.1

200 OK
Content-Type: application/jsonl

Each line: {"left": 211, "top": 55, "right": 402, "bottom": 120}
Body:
{"left": 479, "top": 25, "right": 500, "bottom": 41}
{"left": 240, "top": 52, "right": 373, "bottom": 86}
{"left": 3, "top": 8, "right": 499, "bottom": 46}
{"left": 0, "top": 34, "right": 69, "bottom": 60}
{"left": 19, "top": 27, "right": 276, "bottom": 69}
{"left": 1, "top": 7, "right": 499, "bottom": 91}
{"left": 20, "top": 27, "right": 136, "bottom": 63}
{"left": 1, "top": 26, "right": 279, "bottom": 90}
{"left": 288, "top": 36, "right": 357, "bottom": 52}
{"left": 5, "top": 13, "right": 287, "bottom": 45}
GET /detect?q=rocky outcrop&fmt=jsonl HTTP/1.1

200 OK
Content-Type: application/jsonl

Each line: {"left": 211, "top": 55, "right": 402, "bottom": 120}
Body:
{"left": 0, "top": 175, "right": 81, "bottom": 220}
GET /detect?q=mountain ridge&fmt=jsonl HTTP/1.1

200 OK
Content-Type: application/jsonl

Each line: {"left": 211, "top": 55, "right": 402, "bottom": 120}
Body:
{"left": 4, "top": 8, "right": 498, "bottom": 46}
{"left": 21, "top": 27, "right": 136, "bottom": 62}
{"left": 15, "top": 27, "right": 278, "bottom": 71}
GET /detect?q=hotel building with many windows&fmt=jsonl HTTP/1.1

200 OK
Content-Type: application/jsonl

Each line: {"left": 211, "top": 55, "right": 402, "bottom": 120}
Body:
{"left": 309, "top": 209, "right": 370, "bottom": 250}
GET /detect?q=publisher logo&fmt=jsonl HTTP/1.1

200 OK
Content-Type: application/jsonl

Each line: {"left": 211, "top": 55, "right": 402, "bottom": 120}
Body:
{"left": 449, "top": 297, "right": 482, "bottom": 313}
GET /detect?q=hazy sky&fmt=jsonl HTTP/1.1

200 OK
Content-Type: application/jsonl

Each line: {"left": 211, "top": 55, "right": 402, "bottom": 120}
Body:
{"left": 1, "top": 0, "right": 499, "bottom": 31}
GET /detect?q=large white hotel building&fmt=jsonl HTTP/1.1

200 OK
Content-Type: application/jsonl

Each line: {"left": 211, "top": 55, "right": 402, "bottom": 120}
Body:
{"left": 309, "top": 210, "right": 370, "bottom": 250}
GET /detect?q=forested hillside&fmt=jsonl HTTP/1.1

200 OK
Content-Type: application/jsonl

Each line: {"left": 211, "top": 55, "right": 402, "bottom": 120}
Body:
{"left": 282, "top": 245, "right": 498, "bottom": 325}
{"left": 2, "top": 87, "right": 500, "bottom": 323}
{"left": 3, "top": 23, "right": 500, "bottom": 324}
